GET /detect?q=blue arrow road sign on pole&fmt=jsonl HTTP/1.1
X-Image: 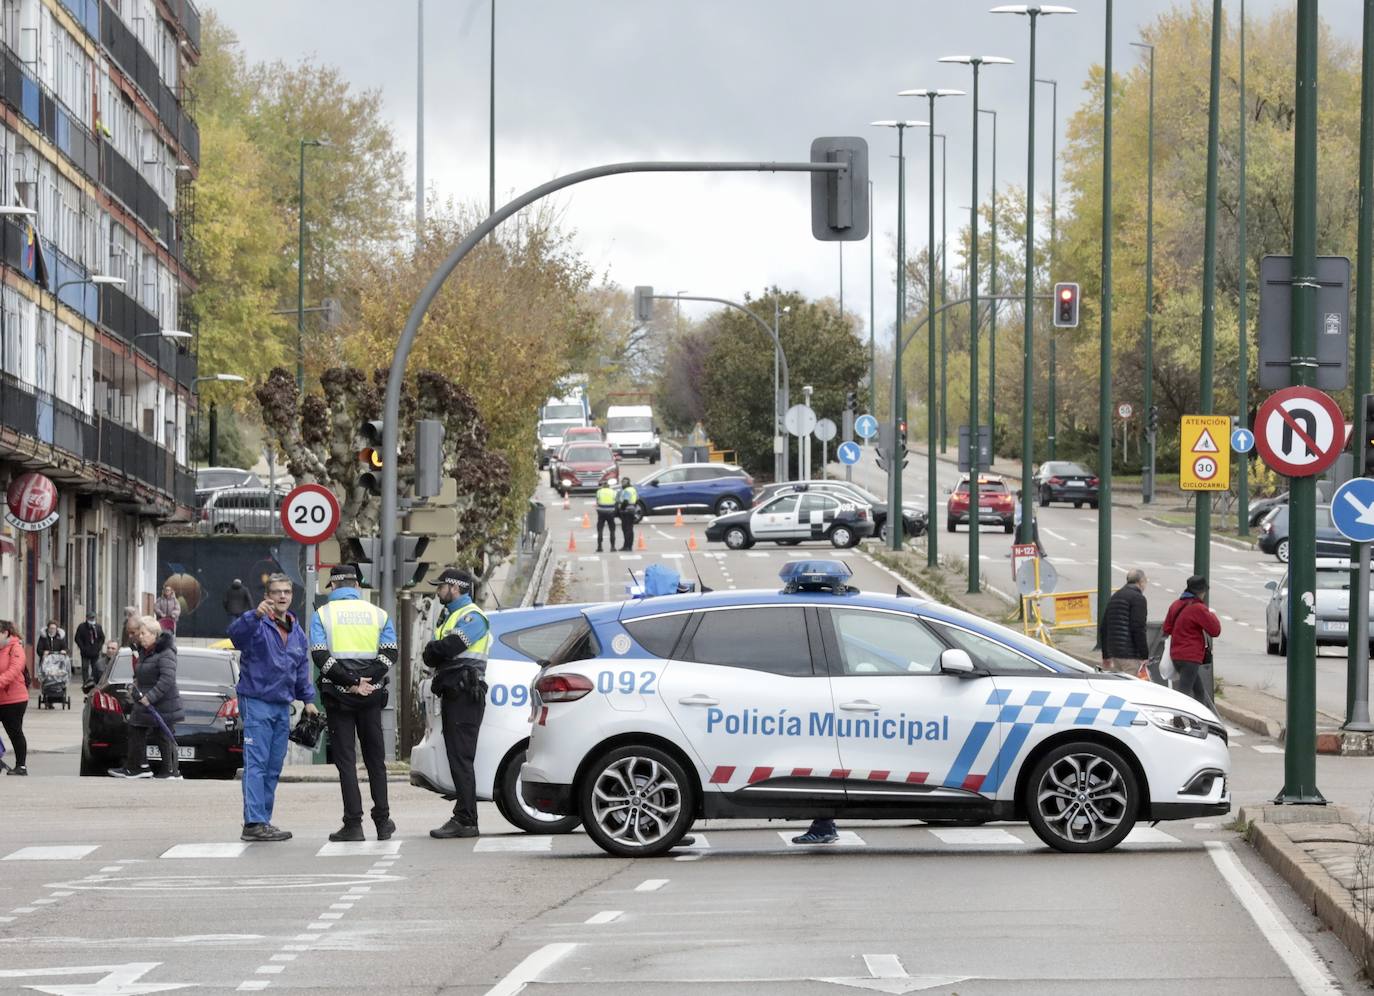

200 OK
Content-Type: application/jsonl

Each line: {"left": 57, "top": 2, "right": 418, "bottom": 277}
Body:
{"left": 1331, "top": 478, "right": 1374, "bottom": 542}
{"left": 1231, "top": 427, "right": 1255, "bottom": 453}
{"left": 837, "top": 441, "right": 862, "bottom": 466}
{"left": 855, "top": 414, "right": 879, "bottom": 440}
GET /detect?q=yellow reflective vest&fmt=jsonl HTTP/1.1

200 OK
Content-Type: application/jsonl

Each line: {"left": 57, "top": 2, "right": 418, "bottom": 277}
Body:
{"left": 434, "top": 600, "right": 491, "bottom": 660}
{"left": 596, "top": 485, "right": 618, "bottom": 509}
{"left": 618, "top": 485, "right": 638, "bottom": 508}
{"left": 314, "top": 599, "right": 389, "bottom": 657}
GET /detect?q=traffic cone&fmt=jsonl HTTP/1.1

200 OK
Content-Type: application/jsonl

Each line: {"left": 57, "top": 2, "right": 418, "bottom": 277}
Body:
{"left": 687, "top": 530, "right": 698, "bottom": 551}
{"left": 637, "top": 532, "right": 647, "bottom": 551}
{"left": 567, "top": 531, "right": 577, "bottom": 552}
{"left": 674, "top": 508, "right": 685, "bottom": 528}
{"left": 581, "top": 512, "right": 591, "bottom": 529}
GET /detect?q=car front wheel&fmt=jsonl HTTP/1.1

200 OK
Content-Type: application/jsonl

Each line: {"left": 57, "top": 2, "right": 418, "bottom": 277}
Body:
{"left": 498, "top": 749, "right": 580, "bottom": 835}
{"left": 1025, "top": 742, "right": 1138, "bottom": 853}
{"left": 830, "top": 524, "right": 855, "bottom": 548}
{"left": 580, "top": 746, "right": 696, "bottom": 857}
{"left": 1276, "top": 538, "right": 1290, "bottom": 563}
{"left": 724, "top": 526, "right": 751, "bottom": 549}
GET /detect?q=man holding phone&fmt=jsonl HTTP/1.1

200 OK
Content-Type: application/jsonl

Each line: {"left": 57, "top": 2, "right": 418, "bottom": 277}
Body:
{"left": 228, "top": 573, "right": 317, "bottom": 842}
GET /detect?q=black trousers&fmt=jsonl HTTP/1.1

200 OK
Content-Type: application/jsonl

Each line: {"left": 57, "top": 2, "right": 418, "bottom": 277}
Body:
{"left": 326, "top": 698, "right": 389, "bottom": 825}
{"left": 125, "top": 722, "right": 178, "bottom": 775}
{"left": 1172, "top": 660, "right": 1216, "bottom": 713}
{"left": 0, "top": 700, "right": 27, "bottom": 767}
{"left": 440, "top": 691, "right": 486, "bottom": 826}
{"left": 79, "top": 655, "right": 97, "bottom": 685}
{"left": 620, "top": 511, "right": 635, "bottom": 549}
{"left": 596, "top": 510, "right": 618, "bottom": 550}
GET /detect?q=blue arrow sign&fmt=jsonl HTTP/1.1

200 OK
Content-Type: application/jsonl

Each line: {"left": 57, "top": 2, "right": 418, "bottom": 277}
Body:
{"left": 1332, "top": 477, "right": 1374, "bottom": 542}
{"left": 1231, "top": 427, "right": 1255, "bottom": 453}
{"left": 837, "top": 441, "right": 862, "bottom": 466}
{"left": 854, "top": 414, "right": 879, "bottom": 440}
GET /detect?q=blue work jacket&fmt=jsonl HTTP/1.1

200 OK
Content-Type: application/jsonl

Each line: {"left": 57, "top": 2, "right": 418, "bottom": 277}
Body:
{"left": 228, "top": 608, "right": 316, "bottom": 705}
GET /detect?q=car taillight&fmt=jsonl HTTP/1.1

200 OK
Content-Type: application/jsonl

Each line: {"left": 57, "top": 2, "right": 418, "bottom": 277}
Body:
{"left": 92, "top": 691, "right": 123, "bottom": 714}
{"left": 199, "top": 507, "right": 208, "bottom": 521}
{"left": 217, "top": 699, "right": 239, "bottom": 719}
{"left": 1089, "top": 478, "right": 1100, "bottom": 486}
{"left": 1048, "top": 476, "right": 1063, "bottom": 485}
{"left": 856, "top": 508, "right": 868, "bottom": 520}
{"left": 535, "top": 673, "right": 594, "bottom": 702}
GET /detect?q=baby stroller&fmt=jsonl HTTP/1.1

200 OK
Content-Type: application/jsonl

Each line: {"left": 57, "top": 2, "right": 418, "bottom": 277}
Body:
{"left": 37, "top": 652, "right": 72, "bottom": 709}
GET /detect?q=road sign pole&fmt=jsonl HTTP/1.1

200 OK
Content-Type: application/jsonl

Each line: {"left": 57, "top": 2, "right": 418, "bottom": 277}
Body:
{"left": 1194, "top": 0, "right": 1223, "bottom": 586}
{"left": 1351, "top": 550, "right": 1374, "bottom": 732}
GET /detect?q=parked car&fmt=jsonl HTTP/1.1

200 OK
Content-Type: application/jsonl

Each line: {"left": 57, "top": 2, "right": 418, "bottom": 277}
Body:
{"left": 196, "top": 466, "right": 261, "bottom": 492}
{"left": 753, "top": 480, "right": 927, "bottom": 540}
{"left": 200, "top": 487, "right": 290, "bottom": 534}
{"left": 1031, "top": 461, "right": 1099, "bottom": 508}
{"left": 634, "top": 463, "right": 754, "bottom": 519}
{"left": 1256, "top": 504, "right": 1347, "bottom": 563}
{"left": 706, "top": 489, "right": 875, "bottom": 549}
{"left": 1264, "top": 558, "right": 1374, "bottom": 655}
{"left": 81, "top": 646, "right": 242, "bottom": 779}
{"left": 1248, "top": 492, "right": 1288, "bottom": 527}
{"left": 552, "top": 443, "right": 620, "bottom": 496}
{"left": 947, "top": 475, "right": 1015, "bottom": 533}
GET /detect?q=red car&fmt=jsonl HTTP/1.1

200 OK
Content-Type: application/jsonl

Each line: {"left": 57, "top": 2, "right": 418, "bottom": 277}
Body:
{"left": 947, "top": 474, "right": 1015, "bottom": 533}
{"left": 553, "top": 443, "right": 620, "bottom": 495}
{"left": 562, "top": 426, "right": 604, "bottom": 444}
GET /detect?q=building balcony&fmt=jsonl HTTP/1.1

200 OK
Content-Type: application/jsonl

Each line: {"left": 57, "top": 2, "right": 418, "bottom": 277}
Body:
{"left": 0, "top": 42, "right": 101, "bottom": 182}
{"left": 100, "top": 4, "right": 200, "bottom": 165}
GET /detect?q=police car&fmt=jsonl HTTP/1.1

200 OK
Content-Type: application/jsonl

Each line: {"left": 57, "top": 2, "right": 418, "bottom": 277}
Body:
{"left": 409, "top": 603, "right": 588, "bottom": 834}
{"left": 705, "top": 488, "right": 875, "bottom": 549}
{"left": 521, "top": 561, "right": 1230, "bottom": 857}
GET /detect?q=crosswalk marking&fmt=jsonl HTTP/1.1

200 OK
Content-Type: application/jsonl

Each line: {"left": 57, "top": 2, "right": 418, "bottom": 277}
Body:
{"left": 161, "top": 843, "right": 250, "bottom": 859}
{"left": 2, "top": 845, "right": 99, "bottom": 861}
{"left": 1122, "top": 827, "right": 1181, "bottom": 845}
{"left": 473, "top": 835, "right": 554, "bottom": 853}
{"left": 927, "top": 828, "right": 1025, "bottom": 846}
{"left": 1252, "top": 744, "right": 1285, "bottom": 754}
{"left": 314, "top": 840, "right": 401, "bottom": 857}
{"left": 746, "top": 552, "right": 769, "bottom": 558}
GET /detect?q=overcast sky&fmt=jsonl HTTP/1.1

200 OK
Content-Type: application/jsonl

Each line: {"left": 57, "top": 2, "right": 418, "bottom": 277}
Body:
{"left": 208, "top": 1, "right": 1356, "bottom": 341}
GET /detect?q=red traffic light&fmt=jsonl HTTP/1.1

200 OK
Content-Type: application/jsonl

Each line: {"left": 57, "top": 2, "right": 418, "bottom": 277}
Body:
{"left": 1060, "top": 287, "right": 1073, "bottom": 301}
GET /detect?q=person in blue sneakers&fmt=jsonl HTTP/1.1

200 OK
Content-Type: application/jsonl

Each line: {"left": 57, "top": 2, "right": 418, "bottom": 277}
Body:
{"left": 228, "top": 573, "right": 317, "bottom": 843}
{"left": 792, "top": 819, "right": 840, "bottom": 845}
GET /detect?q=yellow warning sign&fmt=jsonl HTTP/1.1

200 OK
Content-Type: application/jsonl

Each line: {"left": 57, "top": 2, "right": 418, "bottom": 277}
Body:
{"left": 1180, "top": 415, "right": 1231, "bottom": 491}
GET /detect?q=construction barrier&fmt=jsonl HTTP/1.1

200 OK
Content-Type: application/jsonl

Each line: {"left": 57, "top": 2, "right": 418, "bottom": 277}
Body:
{"left": 1021, "top": 590, "right": 1097, "bottom": 646}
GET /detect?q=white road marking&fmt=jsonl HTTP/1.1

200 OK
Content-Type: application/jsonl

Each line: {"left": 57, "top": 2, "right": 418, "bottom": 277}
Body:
{"left": 634, "top": 878, "right": 669, "bottom": 892}
{"left": 348, "top": 886, "right": 371, "bottom": 893}
{"left": 481, "top": 942, "right": 577, "bottom": 996}
{"left": 306, "top": 922, "right": 333, "bottom": 930}
{"left": 653, "top": 529, "right": 674, "bottom": 540}
{"left": 2, "top": 845, "right": 99, "bottom": 861}
{"left": 1252, "top": 744, "right": 1285, "bottom": 754}
{"left": 1042, "top": 528, "right": 1069, "bottom": 542}
{"left": 1121, "top": 827, "right": 1181, "bottom": 845}
{"left": 662, "top": 553, "right": 685, "bottom": 559}
{"left": 584, "top": 910, "right": 623, "bottom": 924}
{"left": 329, "top": 903, "right": 353, "bottom": 910}
{"left": 1225, "top": 726, "right": 1246, "bottom": 737}
{"left": 1221, "top": 614, "right": 1235, "bottom": 622}
{"left": 315, "top": 840, "right": 400, "bottom": 857}
{"left": 270, "top": 954, "right": 298, "bottom": 962}
{"left": 674, "top": 852, "right": 705, "bottom": 861}
{"left": 747, "top": 552, "right": 769, "bottom": 558}
{"left": 778, "top": 830, "right": 867, "bottom": 848}
{"left": 49, "top": 891, "right": 74, "bottom": 897}
{"left": 1206, "top": 841, "right": 1342, "bottom": 995}
{"left": 474, "top": 836, "right": 553, "bottom": 853}
{"left": 236, "top": 983, "right": 269, "bottom": 992}
{"left": 317, "top": 912, "right": 344, "bottom": 921}
{"left": 11, "top": 907, "right": 36, "bottom": 913}
{"left": 577, "top": 555, "right": 599, "bottom": 562}
{"left": 161, "top": 843, "right": 251, "bottom": 859}
{"left": 927, "top": 828, "right": 1025, "bottom": 846}
{"left": 255, "top": 965, "right": 285, "bottom": 974}
{"left": 0, "top": 917, "right": 14, "bottom": 923}
{"left": 30, "top": 898, "right": 56, "bottom": 905}
{"left": 1194, "top": 822, "right": 1221, "bottom": 830}
{"left": 99, "top": 866, "right": 123, "bottom": 873}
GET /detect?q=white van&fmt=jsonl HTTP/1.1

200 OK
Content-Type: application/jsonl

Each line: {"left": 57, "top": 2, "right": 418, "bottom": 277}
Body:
{"left": 538, "top": 391, "right": 590, "bottom": 466}
{"left": 604, "top": 404, "right": 660, "bottom": 463}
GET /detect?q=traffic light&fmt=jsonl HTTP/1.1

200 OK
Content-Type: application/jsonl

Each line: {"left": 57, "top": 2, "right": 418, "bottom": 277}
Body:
{"left": 340, "top": 536, "right": 385, "bottom": 588}
{"left": 1363, "top": 394, "right": 1374, "bottom": 477}
{"left": 634, "top": 285, "right": 654, "bottom": 323}
{"left": 810, "top": 137, "right": 870, "bottom": 242}
{"left": 358, "top": 420, "right": 384, "bottom": 496}
{"left": 875, "top": 446, "right": 889, "bottom": 472}
{"left": 1148, "top": 405, "right": 1159, "bottom": 435}
{"left": 1053, "top": 282, "right": 1080, "bottom": 328}
{"left": 396, "top": 535, "right": 431, "bottom": 588}
{"left": 845, "top": 391, "right": 858, "bottom": 412}
{"left": 898, "top": 419, "right": 908, "bottom": 445}
{"left": 414, "top": 419, "right": 445, "bottom": 498}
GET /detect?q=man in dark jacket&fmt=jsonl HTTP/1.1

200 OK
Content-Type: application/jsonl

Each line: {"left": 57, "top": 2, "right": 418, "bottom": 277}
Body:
{"left": 74, "top": 614, "right": 104, "bottom": 687}
{"left": 1099, "top": 568, "right": 1149, "bottom": 674}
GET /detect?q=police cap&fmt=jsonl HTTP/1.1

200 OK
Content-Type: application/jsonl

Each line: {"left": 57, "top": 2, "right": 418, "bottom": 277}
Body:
{"left": 432, "top": 566, "right": 477, "bottom": 592}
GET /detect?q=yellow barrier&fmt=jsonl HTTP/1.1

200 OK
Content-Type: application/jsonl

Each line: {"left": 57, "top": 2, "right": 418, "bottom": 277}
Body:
{"left": 708, "top": 448, "right": 738, "bottom": 464}
{"left": 1022, "top": 590, "right": 1098, "bottom": 646}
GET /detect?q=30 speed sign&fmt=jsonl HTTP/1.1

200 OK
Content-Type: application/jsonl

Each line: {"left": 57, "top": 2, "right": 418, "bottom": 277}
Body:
{"left": 280, "top": 484, "right": 341, "bottom": 545}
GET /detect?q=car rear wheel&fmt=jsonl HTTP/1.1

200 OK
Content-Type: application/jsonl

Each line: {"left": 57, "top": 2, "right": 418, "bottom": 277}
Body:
{"left": 715, "top": 495, "right": 743, "bottom": 515}
{"left": 79, "top": 751, "right": 100, "bottom": 777}
{"left": 724, "top": 526, "right": 751, "bottom": 550}
{"left": 1088, "top": 500, "right": 1099, "bottom": 509}
{"left": 1275, "top": 538, "right": 1290, "bottom": 563}
{"left": 1025, "top": 742, "right": 1138, "bottom": 853}
{"left": 1265, "top": 628, "right": 1279, "bottom": 655}
{"left": 830, "top": 524, "right": 855, "bottom": 548}
{"left": 580, "top": 746, "right": 696, "bottom": 857}
{"left": 634, "top": 502, "right": 647, "bottom": 523}
{"left": 498, "top": 749, "right": 580, "bottom": 834}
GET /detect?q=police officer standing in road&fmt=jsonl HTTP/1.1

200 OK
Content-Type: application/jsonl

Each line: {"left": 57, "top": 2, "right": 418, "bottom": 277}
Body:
{"left": 617, "top": 476, "right": 639, "bottom": 551}
{"left": 423, "top": 567, "right": 489, "bottom": 839}
{"left": 595, "top": 481, "right": 619, "bottom": 552}
{"left": 310, "top": 565, "right": 398, "bottom": 842}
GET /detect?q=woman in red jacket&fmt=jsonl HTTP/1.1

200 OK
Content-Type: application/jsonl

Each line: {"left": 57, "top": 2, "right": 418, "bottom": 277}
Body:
{"left": 1162, "top": 575, "right": 1221, "bottom": 713}
{"left": 0, "top": 620, "right": 29, "bottom": 775}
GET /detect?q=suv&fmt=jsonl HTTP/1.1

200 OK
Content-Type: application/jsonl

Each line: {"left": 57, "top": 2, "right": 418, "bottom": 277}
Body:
{"left": 201, "top": 487, "right": 289, "bottom": 534}
{"left": 634, "top": 463, "right": 754, "bottom": 519}
{"left": 947, "top": 475, "right": 1014, "bottom": 533}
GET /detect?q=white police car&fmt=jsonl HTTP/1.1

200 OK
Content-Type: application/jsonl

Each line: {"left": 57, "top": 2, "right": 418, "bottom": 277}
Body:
{"left": 409, "top": 604, "right": 587, "bottom": 833}
{"left": 521, "top": 561, "right": 1230, "bottom": 857}
{"left": 705, "top": 489, "right": 876, "bottom": 549}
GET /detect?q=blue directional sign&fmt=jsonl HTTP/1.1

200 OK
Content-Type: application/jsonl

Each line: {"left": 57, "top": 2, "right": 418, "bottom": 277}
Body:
{"left": 855, "top": 414, "right": 879, "bottom": 440}
{"left": 837, "top": 441, "right": 862, "bottom": 466}
{"left": 1332, "top": 477, "right": 1374, "bottom": 542}
{"left": 1231, "top": 427, "right": 1255, "bottom": 454}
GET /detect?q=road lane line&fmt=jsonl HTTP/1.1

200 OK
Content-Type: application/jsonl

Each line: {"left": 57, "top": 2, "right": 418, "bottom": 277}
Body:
{"left": 1205, "top": 842, "right": 1341, "bottom": 995}
{"left": 584, "top": 910, "right": 623, "bottom": 924}
{"left": 1042, "top": 528, "right": 1069, "bottom": 542}
{"left": 254, "top": 965, "right": 284, "bottom": 975}
{"left": 1252, "top": 745, "right": 1285, "bottom": 754}
{"left": 635, "top": 878, "right": 669, "bottom": 892}
{"left": 236, "top": 983, "right": 269, "bottom": 992}
{"left": 482, "top": 943, "right": 577, "bottom": 996}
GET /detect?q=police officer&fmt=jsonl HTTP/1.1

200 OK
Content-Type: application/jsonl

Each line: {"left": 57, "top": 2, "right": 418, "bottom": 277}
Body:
{"left": 595, "top": 481, "right": 619, "bottom": 552}
{"left": 617, "top": 476, "right": 639, "bottom": 551}
{"left": 423, "top": 567, "right": 488, "bottom": 839}
{"left": 309, "top": 565, "right": 398, "bottom": 842}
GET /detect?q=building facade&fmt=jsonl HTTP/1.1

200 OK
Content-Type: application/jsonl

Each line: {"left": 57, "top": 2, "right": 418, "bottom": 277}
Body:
{"left": 0, "top": 0, "right": 199, "bottom": 643}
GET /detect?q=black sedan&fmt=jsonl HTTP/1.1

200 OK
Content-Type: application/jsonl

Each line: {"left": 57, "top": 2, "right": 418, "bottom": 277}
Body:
{"left": 1032, "top": 461, "right": 1099, "bottom": 508}
{"left": 753, "top": 480, "right": 927, "bottom": 540}
{"left": 706, "top": 488, "right": 875, "bottom": 549}
{"left": 81, "top": 646, "right": 243, "bottom": 779}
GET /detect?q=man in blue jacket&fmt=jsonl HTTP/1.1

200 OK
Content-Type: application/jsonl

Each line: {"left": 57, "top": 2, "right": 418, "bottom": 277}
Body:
{"left": 228, "top": 572, "right": 317, "bottom": 843}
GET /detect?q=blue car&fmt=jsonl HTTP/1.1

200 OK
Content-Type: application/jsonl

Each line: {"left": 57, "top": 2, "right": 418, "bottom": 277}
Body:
{"left": 634, "top": 462, "right": 754, "bottom": 520}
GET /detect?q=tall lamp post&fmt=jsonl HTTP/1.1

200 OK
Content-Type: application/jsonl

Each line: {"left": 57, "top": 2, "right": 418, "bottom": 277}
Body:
{"left": 939, "top": 55, "right": 1013, "bottom": 591}
{"left": 297, "top": 137, "right": 331, "bottom": 391}
{"left": 1130, "top": 40, "right": 1156, "bottom": 505}
{"left": 1036, "top": 77, "right": 1059, "bottom": 460}
{"left": 899, "top": 89, "right": 964, "bottom": 569}
{"left": 993, "top": 4, "right": 1076, "bottom": 547}
{"left": 1236, "top": 3, "right": 1250, "bottom": 535}
{"left": 872, "top": 120, "right": 927, "bottom": 550}
{"left": 192, "top": 373, "right": 246, "bottom": 467}
{"left": 1097, "top": 0, "right": 1115, "bottom": 636}
{"left": 978, "top": 107, "right": 998, "bottom": 438}
{"left": 937, "top": 133, "right": 949, "bottom": 453}
{"left": 869, "top": 179, "right": 876, "bottom": 413}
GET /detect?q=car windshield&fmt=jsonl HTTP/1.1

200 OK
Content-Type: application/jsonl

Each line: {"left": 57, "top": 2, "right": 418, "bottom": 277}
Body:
{"left": 538, "top": 422, "right": 566, "bottom": 438}
{"left": 565, "top": 445, "right": 613, "bottom": 463}
{"left": 543, "top": 404, "right": 583, "bottom": 420}
{"left": 1315, "top": 570, "right": 1350, "bottom": 591}
{"left": 956, "top": 481, "right": 1007, "bottom": 493}
{"left": 197, "top": 469, "right": 253, "bottom": 489}
{"left": 607, "top": 416, "right": 653, "bottom": 432}
{"left": 1049, "top": 463, "right": 1092, "bottom": 476}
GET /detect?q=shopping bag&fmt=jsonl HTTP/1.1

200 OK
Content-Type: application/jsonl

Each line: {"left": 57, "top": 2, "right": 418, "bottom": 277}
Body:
{"left": 1158, "top": 636, "right": 1176, "bottom": 681}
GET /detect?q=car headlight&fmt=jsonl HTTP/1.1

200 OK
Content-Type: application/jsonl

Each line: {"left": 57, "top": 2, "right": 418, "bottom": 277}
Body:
{"left": 1140, "top": 706, "right": 1208, "bottom": 739}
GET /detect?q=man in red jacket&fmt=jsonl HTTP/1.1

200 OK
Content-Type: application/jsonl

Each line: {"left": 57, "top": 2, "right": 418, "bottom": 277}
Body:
{"left": 1162, "top": 575, "right": 1221, "bottom": 712}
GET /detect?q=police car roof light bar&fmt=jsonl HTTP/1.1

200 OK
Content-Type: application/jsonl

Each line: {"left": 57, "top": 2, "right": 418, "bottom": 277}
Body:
{"left": 779, "top": 560, "right": 858, "bottom": 594}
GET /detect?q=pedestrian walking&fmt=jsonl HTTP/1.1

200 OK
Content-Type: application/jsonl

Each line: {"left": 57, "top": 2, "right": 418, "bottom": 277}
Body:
{"left": 310, "top": 565, "right": 397, "bottom": 842}
{"left": 617, "top": 476, "right": 639, "bottom": 551}
{"left": 155, "top": 585, "right": 182, "bottom": 633}
{"left": 74, "top": 613, "right": 105, "bottom": 688}
{"left": 595, "top": 482, "right": 619, "bottom": 552}
{"left": 423, "top": 567, "right": 489, "bottom": 839}
{"left": 1162, "top": 575, "right": 1221, "bottom": 713}
{"left": 223, "top": 578, "right": 254, "bottom": 619}
{"left": 35, "top": 619, "right": 67, "bottom": 659}
{"left": 90, "top": 639, "right": 122, "bottom": 692}
{"left": 792, "top": 818, "right": 839, "bottom": 845}
{"left": 1100, "top": 568, "right": 1150, "bottom": 675}
{"left": 0, "top": 621, "right": 29, "bottom": 775}
{"left": 108, "top": 616, "right": 184, "bottom": 780}
{"left": 228, "top": 573, "right": 317, "bottom": 842}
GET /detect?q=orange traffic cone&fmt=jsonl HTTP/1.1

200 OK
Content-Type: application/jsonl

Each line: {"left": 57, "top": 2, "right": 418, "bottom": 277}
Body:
{"left": 674, "top": 508, "right": 685, "bottom": 528}
{"left": 567, "top": 531, "right": 577, "bottom": 552}
{"left": 637, "top": 532, "right": 647, "bottom": 551}
{"left": 581, "top": 512, "right": 591, "bottom": 529}
{"left": 687, "top": 530, "right": 698, "bottom": 551}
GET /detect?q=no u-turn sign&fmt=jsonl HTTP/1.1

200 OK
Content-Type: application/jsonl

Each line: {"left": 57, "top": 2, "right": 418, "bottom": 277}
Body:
{"left": 1254, "top": 386, "right": 1345, "bottom": 478}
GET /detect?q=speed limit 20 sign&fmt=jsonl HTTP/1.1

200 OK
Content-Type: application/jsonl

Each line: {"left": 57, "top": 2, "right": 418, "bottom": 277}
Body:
{"left": 281, "top": 483, "right": 341, "bottom": 545}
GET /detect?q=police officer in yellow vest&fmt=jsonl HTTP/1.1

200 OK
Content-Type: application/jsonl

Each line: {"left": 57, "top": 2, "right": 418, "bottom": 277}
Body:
{"left": 595, "top": 482, "right": 619, "bottom": 552}
{"left": 422, "top": 567, "right": 489, "bottom": 838}
{"left": 309, "top": 565, "right": 398, "bottom": 842}
{"left": 617, "top": 476, "right": 639, "bottom": 551}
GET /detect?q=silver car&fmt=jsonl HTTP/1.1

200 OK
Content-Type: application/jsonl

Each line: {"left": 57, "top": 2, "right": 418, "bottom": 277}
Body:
{"left": 200, "top": 487, "right": 290, "bottom": 535}
{"left": 1264, "top": 557, "right": 1374, "bottom": 655}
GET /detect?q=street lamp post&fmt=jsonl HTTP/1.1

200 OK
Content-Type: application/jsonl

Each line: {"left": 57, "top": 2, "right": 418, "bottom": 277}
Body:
{"left": 297, "top": 137, "right": 330, "bottom": 391}
{"left": 979, "top": 107, "right": 998, "bottom": 439}
{"left": 192, "top": 374, "right": 246, "bottom": 467}
{"left": 994, "top": 4, "right": 1076, "bottom": 547}
{"left": 869, "top": 180, "right": 876, "bottom": 416}
{"left": 1130, "top": 41, "right": 1156, "bottom": 505}
{"left": 940, "top": 55, "right": 1013, "bottom": 592}
{"left": 938, "top": 133, "right": 948, "bottom": 454}
{"left": 1097, "top": 0, "right": 1115, "bottom": 637}
{"left": 1036, "top": 78, "right": 1059, "bottom": 460}
{"left": 1236, "top": 4, "right": 1250, "bottom": 535}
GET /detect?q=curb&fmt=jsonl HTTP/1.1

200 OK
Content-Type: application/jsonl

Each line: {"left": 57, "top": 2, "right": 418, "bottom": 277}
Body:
{"left": 1215, "top": 700, "right": 1284, "bottom": 741}
{"left": 1141, "top": 516, "right": 1257, "bottom": 552}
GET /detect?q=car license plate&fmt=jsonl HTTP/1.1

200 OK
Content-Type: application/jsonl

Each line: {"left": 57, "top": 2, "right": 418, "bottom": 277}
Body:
{"left": 1068, "top": 481, "right": 1085, "bottom": 487}
{"left": 146, "top": 746, "right": 196, "bottom": 761}
{"left": 1325, "top": 621, "right": 1348, "bottom": 633}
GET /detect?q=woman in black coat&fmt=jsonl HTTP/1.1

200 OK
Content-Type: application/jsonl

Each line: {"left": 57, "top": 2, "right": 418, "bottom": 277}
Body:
{"left": 109, "top": 616, "right": 184, "bottom": 780}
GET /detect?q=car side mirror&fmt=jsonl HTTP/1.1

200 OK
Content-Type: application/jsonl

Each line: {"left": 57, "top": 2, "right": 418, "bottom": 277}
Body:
{"left": 1264, "top": 580, "right": 1278, "bottom": 591}
{"left": 648, "top": 480, "right": 659, "bottom": 487}
{"left": 938, "top": 648, "right": 978, "bottom": 676}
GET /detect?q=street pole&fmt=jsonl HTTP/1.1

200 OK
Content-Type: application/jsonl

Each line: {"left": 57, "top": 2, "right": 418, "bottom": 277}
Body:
{"left": 1347, "top": 0, "right": 1374, "bottom": 734}
{"left": 208, "top": 401, "right": 218, "bottom": 466}
{"left": 1194, "top": 0, "right": 1223, "bottom": 584}
{"left": 803, "top": 384, "right": 814, "bottom": 479}
{"left": 981, "top": 108, "right": 998, "bottom": 441}
{"left": 297, "top": 139, "right": 307, "bottom": 391}
{"left": 869, "top": 179, "right": 876, "bottom": 414}
{"left": 774, "top": 297, "right": 783, "bottom": 482}
{"left": 939, "top": 133, "right": 949, "bottom": 454}
{"left": 1097, "top": 0, "right": 1115, "bottom": 636}
{"left": 1236, "top": 3, "right": 1250, "bottom": 534}
{"left": 416, "top": 0, "right": 424, "bottom": 235}
{"left": 489, "top": 0, "right": 496, "bottom": 216}
{"left": 1037, "top": 77, "right": 1058, "bottom": 460}
{"left": 1130, "top": 42, "right": 1155, "bottom": 505}
{"left": 838, "top": 243, "right": 844, "bottom": 318}
{"left": 1279, "top": 0, "right": 1324, "bottom": 804}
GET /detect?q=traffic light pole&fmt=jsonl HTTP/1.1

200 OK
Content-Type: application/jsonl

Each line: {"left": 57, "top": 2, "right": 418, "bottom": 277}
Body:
{"left": 1194, "top": 0, "right": 1223, "bottom": 587}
